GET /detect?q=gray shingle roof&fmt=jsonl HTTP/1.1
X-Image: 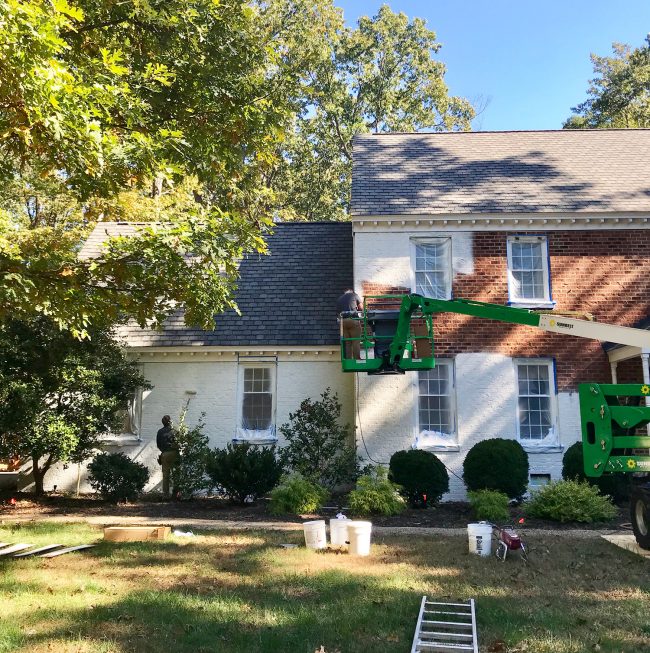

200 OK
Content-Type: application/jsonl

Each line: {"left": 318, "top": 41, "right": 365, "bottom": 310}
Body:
{"left": 351, "top": 129, "right": 650, "bottom": 216}
{"left": 84, "top": 222, "right": 352, "bottom": 347}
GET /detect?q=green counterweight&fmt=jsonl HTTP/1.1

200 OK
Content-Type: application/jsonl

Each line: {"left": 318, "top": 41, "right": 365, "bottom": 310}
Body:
{"left": 579, "top": 383, "right": 650, "bottom": 477}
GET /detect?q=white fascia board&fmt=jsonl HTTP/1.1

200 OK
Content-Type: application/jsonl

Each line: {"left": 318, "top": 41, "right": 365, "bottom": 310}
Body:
{"left": 352, "top": 212, "right": 650, "bottom": 232}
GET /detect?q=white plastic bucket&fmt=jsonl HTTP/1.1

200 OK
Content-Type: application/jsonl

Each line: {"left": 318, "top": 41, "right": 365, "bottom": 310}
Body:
{"left": 303, "top": 520, "right": 327, "bottom": 550}
{"left": 467, "top": 522, "right": 493, "bottom": 557}
{"left": 347, "top": 521, "right": 372, "bottom": 556}
{"left": 330, "top": 519, "right": 348, "bottom": 548}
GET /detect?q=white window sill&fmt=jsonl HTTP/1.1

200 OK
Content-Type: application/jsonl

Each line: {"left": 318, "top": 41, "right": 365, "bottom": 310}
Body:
{"left": 231, "top": 438, "right": 278, "bottom": 446}
{"left": 521, "top": 444, "right": 564, "bottom": 454}
{"left": 416, "top": 445, "right": 460, "bottom": 453}
{"left": 507, "top": 300, "right": 556, "bottom": 310}
{"left": 97, "top": 435, "right": 142, "bottom": 446}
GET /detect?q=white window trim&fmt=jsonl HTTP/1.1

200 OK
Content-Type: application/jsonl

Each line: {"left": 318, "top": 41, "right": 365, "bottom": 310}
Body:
{"left": 411, "top": 358, "right": 459, "bottom": 452}
{"left": 506, "top": 235, "right": 555, "bottom": 309}
{"left": 234, "top": 359, "right": 278, "bottom": 444}
{"left": 410, "top": 237, "right": 453, "bottom": 300}
{"left": 514, "top": 358, "right": 561, "bottom": 452}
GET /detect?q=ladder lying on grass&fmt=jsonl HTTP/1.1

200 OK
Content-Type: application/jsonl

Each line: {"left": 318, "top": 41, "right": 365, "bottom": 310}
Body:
{"left": 410, "top": 597, "right": 478, "bottom": 653}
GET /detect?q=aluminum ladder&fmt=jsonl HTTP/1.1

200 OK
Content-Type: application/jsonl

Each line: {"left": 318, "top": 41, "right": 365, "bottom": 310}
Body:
{"left": 410, "top": 597, "right": 479, "bottom": 653}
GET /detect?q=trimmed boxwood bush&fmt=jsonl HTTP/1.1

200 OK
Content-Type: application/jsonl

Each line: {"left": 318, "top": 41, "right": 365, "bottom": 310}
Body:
{"left": 463, "top": 438, "right": 529, "bottom": 500}
{"left": 206, "top": 443, "right": 283, "bottom": 505}
{"left": 88, "top": 452, "right": 149, "bottom": 503}
{"left": 562, "top": 441, "right": 630, "bottom": 502}
{"left": 389, "top": 449, "right": 449, "bottom": 508}
{"left": 468, "top": 489, "right": 510, "bottom": 523}
{"left": 348, "top": 466, "right": 405, "bottom": 516}
{"left": 269, "top": 475, "right": 329, "bottom": 515}
{"left": 525, "top": 479, "right": 617, "bottom": 523}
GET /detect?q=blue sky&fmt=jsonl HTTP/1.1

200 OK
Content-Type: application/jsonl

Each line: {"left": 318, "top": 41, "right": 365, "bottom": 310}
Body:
{"left": 335, "top": 0, "right": 650, "bottom": 131}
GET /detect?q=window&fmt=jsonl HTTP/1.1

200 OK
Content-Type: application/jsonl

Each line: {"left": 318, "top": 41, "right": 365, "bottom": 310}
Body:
{"left": 529, "top": 473, "right": 551, "bottom": 490}
{"left": 242, "top": 368, "right": 273, "bottom": 430}
{"left": 414, "top": 360, "right": 457, "bottom": 449}
{"left": 236, "top": 364, "right": 277, "bottom": 443}
{"left": 516, "top": 361, "right": 555, "bottom": 441}
{"left": 101, "top": 388, "right": 143, "bottom": 442}
{"left": 412, "top": 239, "right": 452, "bottom": 299}
{"left": 506, "top": 236, "right": 553, "bottom": 307}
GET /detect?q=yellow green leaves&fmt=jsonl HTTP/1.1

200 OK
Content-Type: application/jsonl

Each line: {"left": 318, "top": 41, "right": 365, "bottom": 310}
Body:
{"left": 51, "top": 0, "right": 84, "bottom": 22}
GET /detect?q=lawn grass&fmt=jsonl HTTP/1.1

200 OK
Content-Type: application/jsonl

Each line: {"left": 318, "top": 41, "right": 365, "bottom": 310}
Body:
{"left": 1, "top": 522, "right": 649, "bottom": 653}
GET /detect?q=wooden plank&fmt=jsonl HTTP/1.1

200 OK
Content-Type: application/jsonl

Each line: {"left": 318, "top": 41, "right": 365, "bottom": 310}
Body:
{"left": 13, "top": 544, "right": 63, "bottom": 558}
{"left": 0, "top": 544, "right": 31, "bottom": 556}
{"left": 40, "top": 544, "right": 95, "bottom": 558}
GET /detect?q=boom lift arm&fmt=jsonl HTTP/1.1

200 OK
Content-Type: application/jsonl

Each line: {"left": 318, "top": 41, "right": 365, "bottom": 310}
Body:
{"left": 340, "top": 293, "right": 650, "bottom": 375}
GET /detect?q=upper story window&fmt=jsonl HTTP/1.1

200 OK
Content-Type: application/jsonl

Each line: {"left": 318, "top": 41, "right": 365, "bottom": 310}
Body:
{"left": 506, "top": 236, "right": 554, "bottom": 308}
{"left": 515, "top": 360, "right": 555, "bottom": 442}
{"left": 412, "top": 238, "right": 452, "bottom": 299}
{"left": 235, "top": 362, "right": 277, "bottom": 444}
{"left": 413, "top": 360, "right": 457, "bottom": 450}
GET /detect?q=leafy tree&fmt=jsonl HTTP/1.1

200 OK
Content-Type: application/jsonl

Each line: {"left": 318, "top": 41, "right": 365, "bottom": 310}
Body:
{"left": 0, "top": 0, "right": 337, "bottom": 335}
{"left": 0, "top": 317, "right": 147, "bottom": 494}
{"left": 564, "top": 36, "right": 650, "bottom": 129}
{"left": 279, "top": 388, "right": 359, "bottom": 489}
{"left": 272, "top": 5, "right": 475, "bottom": 221}
{"left": 170, "top": 409, "right": 211, "bottom": 499}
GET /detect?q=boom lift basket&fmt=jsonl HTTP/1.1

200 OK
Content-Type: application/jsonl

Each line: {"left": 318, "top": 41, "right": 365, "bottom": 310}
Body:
{"left": 340, "top": 295, "right": 436, "bottom": 374}
{"left": 580, "top": 383, "right": 650, "bottom": 477}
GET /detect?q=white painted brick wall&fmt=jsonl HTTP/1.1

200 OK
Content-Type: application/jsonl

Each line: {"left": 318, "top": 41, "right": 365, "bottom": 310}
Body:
{"left": 354, "top": 230, "right": 474, "bottom": 291}
{"left": 40, "top": 358, "right": 353, "bottom": 494}
{"left": 357, "top": 352, "right": 580, "bottom": 500}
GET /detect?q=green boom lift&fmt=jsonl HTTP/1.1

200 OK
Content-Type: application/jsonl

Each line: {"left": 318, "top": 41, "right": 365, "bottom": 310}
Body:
{"left": 340, "top": 293, "right": 650, "bottom": 547}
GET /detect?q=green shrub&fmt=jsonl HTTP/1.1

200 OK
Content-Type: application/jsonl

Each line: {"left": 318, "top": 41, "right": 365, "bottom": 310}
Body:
{"left": 278, "top": 389, "right": 359, "bottom": 489}
{"left": 463, "top": 438, "right": 529, "bottom": 499}
{"left": 269, "top": 475, "right": 329, "bottom": 515}
{"left": 389, "top": 449, "right": 449, "bottom": 508}
{"left": 170, "top": 412, "right": 211, "bottom": 499}
{"left": 88, "top": 452, "right": 149, "bottom": 503}
{"left": 468, "top": 489, "right": 510, "bottom": 523}
{"left": 562, "top": 442, "right": 630, "bottom": 502}
{"left": 525, "top": 479, "right": 618, "bottom": 523}
{"left": 348, "top": 466, "right": 405, "bottom": 516}
{"left": 206, "top": 443, "right": 283, "bottom": 505}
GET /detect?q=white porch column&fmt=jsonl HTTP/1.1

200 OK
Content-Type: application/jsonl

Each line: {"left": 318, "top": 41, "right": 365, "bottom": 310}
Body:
{"left": 642, "top": 349, "right": 650, "bottom": 435}
{"left": 610, "top": 361, "right": 618, "bottom": 384}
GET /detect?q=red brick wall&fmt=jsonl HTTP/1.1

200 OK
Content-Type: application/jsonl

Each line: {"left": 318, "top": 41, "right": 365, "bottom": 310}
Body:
{"left": 362, "top": 230, "right": 649, "bottom": 391}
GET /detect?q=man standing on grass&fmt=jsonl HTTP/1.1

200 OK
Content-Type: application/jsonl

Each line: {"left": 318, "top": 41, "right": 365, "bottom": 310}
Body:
{"left": 156, "top": 415, "right": 179, "bottom": 499}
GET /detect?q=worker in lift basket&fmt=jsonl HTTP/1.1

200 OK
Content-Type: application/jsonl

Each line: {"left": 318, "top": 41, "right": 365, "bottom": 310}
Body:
{"left": 337, "top": 288, "right": 363, "bottom": 360}
{"left": 156, "top": 415, "right": 179, "bottom": 499}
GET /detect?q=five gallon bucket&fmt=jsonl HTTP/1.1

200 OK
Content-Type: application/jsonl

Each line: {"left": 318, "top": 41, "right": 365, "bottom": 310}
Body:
{"left": 467, "top": 522, "right": 493, "bottom": 557}
{"left": 347, "top": 521, "right": 372, "bottom": 556}
{"left": 330, "top": 519, "right": 348, "bottom": 548}
{"left": 303, "top": 520, "right": 327, "bottom": 550}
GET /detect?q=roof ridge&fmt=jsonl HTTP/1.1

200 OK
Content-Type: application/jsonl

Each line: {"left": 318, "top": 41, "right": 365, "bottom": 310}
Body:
{"left": 354, "top": 128, "right": 650, "bottom": 136}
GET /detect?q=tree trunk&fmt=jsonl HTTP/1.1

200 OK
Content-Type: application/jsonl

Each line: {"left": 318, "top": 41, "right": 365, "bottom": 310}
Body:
{"left": 31, "top": 455, "right": 52, "bottom": 496}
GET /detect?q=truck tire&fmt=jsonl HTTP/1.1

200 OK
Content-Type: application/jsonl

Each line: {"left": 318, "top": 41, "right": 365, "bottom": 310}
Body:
{"left": 630, "top": 487, "right": 650, "bottom": 550}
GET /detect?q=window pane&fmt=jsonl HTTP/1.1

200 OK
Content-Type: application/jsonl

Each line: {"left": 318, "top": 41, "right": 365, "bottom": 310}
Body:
{"left": 414, "top": 241, "right": 451, "bottom": 298}
{"left": 418, "top": 364, "right": 454, "bottom": 436}
{"left": 241, "top": 367, "right": 273, "bottom": 431}
{"left": 517, "top": 363, "right": 552, "bottom": 440}
{"left": 509, "top": 239, "right": 548, "bottom": 301}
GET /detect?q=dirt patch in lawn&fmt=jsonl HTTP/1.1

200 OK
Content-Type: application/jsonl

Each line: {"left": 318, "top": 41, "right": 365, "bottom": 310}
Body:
{"left": 1, "top": 492, "right": 632, "bottom": 532}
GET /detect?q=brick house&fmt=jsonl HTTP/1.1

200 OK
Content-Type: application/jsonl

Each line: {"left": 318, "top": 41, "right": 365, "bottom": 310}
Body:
{"left": 352, "top": 129, "right": 650, "bottom": 498}
{"left": 40, "top": 129, "right": 649, "bottom": 498}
